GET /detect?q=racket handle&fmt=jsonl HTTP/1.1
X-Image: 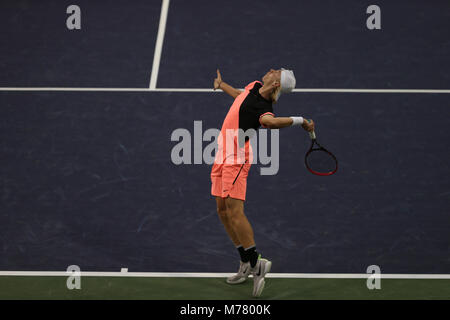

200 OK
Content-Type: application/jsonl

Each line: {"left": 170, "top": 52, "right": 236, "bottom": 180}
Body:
{"left": 309, "top": 131, "right": 316, "bottom": 140}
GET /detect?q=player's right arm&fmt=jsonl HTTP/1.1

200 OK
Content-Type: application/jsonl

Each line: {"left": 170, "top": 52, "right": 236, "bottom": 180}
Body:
{"left": 260, "top": 114, "right": 314, "bottom": 131}
{"left": 213, "top": 69, "right": 242, "bottom": 99}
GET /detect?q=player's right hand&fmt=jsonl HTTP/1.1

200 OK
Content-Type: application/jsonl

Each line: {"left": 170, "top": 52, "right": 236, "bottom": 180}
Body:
{"left": 302, "top": 119, "right": 315, "bottom": 132}
{"left": 213, "top": 69, "right": 222, "bottom": 90}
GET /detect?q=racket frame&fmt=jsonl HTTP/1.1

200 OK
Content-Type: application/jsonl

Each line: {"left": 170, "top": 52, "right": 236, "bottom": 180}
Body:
{"left": 304, "top": 131, "right": 338, "bottom": 176}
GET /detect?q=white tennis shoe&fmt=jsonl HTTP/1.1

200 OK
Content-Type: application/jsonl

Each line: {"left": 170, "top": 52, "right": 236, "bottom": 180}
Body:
{"left": 226, "top": 261, "right": 251, "bottom": 284}
{"left": 251, "top": 256, "right": 272, "bottom": 297}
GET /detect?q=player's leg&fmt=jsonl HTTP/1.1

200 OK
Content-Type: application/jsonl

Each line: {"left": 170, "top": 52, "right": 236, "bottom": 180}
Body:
{"left": 225, "top": 196, "right": 271, "bottom": 296}
{"left": 212, "top": 168, "right": 251, "bottom": 284}
{"left": 224, "top": 164, "right": 260, "bottom": 268}
{"left": 215, "top": 196, "right": 240, "bottom": 246}
{"left": 212, "top": 163, "right": 241, "bottom": 246}
{"left": 222, "top": 196, "right": 252, "bottom": 284}
{"left": 224, "top": 197, "right": 255, "bottom": 250}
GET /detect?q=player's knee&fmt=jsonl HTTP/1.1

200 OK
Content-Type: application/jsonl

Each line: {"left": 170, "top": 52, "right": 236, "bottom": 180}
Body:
{"left": 217, "top": 207, "right": 228, "bottom": 218}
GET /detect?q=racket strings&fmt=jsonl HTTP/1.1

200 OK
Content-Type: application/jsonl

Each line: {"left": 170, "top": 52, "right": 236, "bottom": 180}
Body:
{"left": 305, "top": 149, "right": 337, "bottom": 174}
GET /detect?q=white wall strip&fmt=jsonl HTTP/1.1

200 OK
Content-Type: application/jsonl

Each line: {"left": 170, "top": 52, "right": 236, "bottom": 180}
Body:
{"left": 0, "top": 87, "right": 449, "bottom": 93}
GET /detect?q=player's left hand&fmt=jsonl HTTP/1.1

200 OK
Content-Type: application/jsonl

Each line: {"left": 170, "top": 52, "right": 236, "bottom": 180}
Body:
{"left": 213, "top": 69, "right": 222, "bottom": 90}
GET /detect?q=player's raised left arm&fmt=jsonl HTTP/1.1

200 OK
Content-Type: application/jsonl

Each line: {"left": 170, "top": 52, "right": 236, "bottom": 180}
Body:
{"left": 213, "top": 69, "right": 242, "bottom": 99}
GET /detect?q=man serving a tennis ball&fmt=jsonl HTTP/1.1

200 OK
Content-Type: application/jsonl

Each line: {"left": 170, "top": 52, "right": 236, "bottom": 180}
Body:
{"left": 211, "top": 68, "right": 314, "bottom": 297}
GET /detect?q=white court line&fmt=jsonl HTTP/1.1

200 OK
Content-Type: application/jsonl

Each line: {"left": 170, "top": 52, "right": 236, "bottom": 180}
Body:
{"left": 0, "top": 87, "right": 153, "bottom": 92}
{"left": 149, "top": 0, "right": 170, "bottom": 89}
{"left": 0, "top": 271, "right": 449, "bottom": 279}
{"left": 1, "top": 87, "right": 450, "bottom": 93}
{"left": 293, "top": 88, "right": 450, "bottom": 94}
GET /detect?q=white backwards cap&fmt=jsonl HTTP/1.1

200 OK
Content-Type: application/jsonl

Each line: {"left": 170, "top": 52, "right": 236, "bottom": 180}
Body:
{"left": 276, "top": 68, "right": 296, "bottom": 101}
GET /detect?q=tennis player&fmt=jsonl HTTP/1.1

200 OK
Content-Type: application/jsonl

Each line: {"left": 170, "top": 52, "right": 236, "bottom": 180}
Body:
{"left": 211, "top": 68, "right": 314, "bottom": 297}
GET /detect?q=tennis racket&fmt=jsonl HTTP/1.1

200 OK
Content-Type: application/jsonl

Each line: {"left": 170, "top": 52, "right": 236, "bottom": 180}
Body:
{"left": 304, "top": 124, "right": 338, "bottom": 176}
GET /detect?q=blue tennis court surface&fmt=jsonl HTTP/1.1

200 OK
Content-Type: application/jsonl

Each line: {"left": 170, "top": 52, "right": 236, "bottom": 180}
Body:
{"left": 0, "top": 0, "right": 449, "bottom": 280}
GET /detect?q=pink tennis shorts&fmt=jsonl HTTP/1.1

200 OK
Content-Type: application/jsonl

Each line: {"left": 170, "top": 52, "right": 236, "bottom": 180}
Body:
{"left": 211, "top": 161, "right": 251, "bottom": 201}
